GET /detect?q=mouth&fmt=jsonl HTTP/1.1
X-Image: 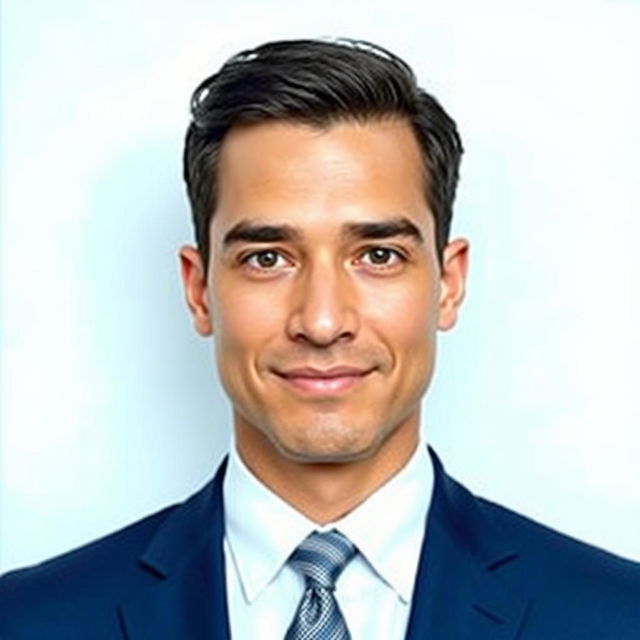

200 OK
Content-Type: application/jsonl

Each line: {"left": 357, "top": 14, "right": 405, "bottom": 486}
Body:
{"left": 272, "top": 365, "right": 375, "bottom": 396}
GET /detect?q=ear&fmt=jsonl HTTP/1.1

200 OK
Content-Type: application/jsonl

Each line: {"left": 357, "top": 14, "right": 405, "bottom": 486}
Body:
{"left": 437, "top": 238, "right": 469, "bottom": 331}
{"left": 179, "top": 246, "right": 213, "bottom": 336}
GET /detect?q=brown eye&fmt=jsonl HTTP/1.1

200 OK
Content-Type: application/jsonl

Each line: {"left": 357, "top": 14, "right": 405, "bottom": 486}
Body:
{"left": 360, "top": 247, "right": 404, "bottom": 267}
{"left": 242, "top": 249, "right": 289, "bottom": 271}
{"left": 368, "top": 248, "right": 393, "bottom": 264}
{"left": 256, "top": 250, "right": 279, "bottom": 268}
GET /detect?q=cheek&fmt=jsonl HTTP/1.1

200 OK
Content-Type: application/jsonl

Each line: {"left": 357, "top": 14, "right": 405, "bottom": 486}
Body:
{"left": 210, "top": 281, "right": 286, "bottom": 358}
{"left": 362, "top": 276, "right": 439, "bottom": 348}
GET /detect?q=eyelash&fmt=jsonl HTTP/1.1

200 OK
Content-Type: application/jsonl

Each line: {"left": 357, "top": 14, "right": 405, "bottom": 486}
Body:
{"left": 238, "top": 246, "right": 408, "bottom": 273}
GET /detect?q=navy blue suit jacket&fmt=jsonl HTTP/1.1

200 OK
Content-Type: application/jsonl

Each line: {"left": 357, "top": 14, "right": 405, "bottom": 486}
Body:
{"left": 1, "top": 449, "right": 639, "bottom": 639}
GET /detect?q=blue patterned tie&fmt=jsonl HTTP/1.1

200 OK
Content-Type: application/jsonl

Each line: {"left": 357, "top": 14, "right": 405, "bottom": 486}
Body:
{"left": 285, "top": 529, "right": 356, "bottom": 640}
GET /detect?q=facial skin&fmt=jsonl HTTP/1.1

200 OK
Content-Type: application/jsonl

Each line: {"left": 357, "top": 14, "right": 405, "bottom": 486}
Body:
{"left": 180, "top": 118, "right": 468, "bottom": 521}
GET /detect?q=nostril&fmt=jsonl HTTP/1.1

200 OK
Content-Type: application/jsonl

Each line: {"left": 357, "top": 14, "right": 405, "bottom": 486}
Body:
{"left": 291, "top": 329, "right": 355, "bottom": 348}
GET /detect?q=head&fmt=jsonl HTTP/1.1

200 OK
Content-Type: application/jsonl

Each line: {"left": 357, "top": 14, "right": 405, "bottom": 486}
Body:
{"left": 180, "top": 39, "right": 468, "bottom": 471}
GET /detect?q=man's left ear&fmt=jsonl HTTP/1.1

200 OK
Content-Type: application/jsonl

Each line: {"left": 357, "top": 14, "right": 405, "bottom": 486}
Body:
{"left": 437, "top": 238, "right": 469, "bottom": 331}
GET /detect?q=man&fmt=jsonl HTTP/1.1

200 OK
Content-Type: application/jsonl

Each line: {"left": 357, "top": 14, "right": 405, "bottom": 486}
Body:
{"left": 1, "top": 38, "right": 639, "bottom": 639}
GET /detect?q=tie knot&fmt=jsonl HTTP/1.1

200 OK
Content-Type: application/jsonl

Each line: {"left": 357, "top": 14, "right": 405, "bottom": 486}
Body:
{"left": 288, "top": 529, "right": 356, "bottom": 589}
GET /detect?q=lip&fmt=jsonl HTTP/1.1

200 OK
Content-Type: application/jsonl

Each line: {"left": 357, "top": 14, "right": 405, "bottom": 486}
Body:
{"left": 273, "top": 365, "right": 374, "bottom": 395}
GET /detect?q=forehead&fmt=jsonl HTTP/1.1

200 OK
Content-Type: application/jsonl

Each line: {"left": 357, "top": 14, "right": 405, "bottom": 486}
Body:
{"left": 212, "top": 118, "right": 432, "bottom": 239}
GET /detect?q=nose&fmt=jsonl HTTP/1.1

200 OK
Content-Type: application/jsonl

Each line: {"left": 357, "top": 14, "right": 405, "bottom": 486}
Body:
{"left": 286, "top": 261, "right": 359, "bottom": 347}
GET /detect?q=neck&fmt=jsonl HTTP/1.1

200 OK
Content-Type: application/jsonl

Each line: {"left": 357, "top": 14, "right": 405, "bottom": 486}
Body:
{"left": 234, "top": 419, "right": 420, "bottom": 524}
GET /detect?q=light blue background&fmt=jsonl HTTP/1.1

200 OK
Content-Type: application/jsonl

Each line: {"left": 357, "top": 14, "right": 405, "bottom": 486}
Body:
{"left": 2, "top": 0, "right": 639, "bottom": 571}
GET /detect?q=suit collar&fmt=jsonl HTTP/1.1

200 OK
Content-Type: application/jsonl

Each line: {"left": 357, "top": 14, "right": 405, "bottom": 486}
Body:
{"left": 118, "top": 448, "right": 530, "bottom": 640}
{"left": 404, "top": 447, "right": 529, "bottom": 639}
{"left": 138, "top": 458, "right": 228, "bottom": 578}
{"left": 119, "top": 458, "right": 231, "bottom": 640}
{"left": 427, "top": 447, "right": 519, "bottom": 567}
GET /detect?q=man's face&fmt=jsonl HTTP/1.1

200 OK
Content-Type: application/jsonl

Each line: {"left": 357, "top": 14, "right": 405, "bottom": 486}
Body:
{"left": 181, "top": 118, "right": 467, "bottom": 466}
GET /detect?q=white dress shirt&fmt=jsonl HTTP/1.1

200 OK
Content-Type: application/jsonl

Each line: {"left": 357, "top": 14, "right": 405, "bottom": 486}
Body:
{"left": 223, "top": 440, "right": 434, "bottom": 639}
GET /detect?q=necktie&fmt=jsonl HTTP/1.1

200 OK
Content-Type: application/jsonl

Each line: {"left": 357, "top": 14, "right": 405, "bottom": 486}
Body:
{"left": 285, "top": 529, "right": 356, "bottom": 640}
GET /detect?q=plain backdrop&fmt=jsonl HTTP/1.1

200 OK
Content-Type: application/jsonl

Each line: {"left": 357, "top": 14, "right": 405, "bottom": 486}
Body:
{"left": 1, "top": 0, "right": 639, "bottom": 572}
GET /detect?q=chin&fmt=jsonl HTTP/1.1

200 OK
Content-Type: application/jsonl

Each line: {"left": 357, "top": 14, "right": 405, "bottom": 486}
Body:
{"left": 267, "top": 416, "right": 388, "bottom": 465}
{"left": 276, "top": 442, "right": 370, "bottom": 465}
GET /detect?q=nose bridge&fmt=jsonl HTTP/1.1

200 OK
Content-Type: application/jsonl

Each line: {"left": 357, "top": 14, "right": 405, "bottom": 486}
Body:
{"left": 288, "top": 251, "right": 358, "bottom": 345}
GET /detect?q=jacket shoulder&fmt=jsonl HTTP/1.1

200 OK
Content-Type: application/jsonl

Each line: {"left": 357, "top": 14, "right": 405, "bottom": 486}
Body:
{"left": 0, "top": 505, "right": 175, "bottom": 638}
{"left": 477, "top": 495, "right": 640, "bottom": 633}
{"left": 0, "top": 462, "right": 226, "bottom": 639}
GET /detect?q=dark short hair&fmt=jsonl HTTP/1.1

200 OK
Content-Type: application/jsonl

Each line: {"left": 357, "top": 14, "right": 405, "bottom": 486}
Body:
{"left": 183, "top": 38, "right": 463, "bottom": 274}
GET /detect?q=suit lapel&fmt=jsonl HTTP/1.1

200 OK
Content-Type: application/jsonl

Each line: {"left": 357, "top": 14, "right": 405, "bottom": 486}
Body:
{"left": 119, "top": 459, "right": 230, "bottom": 640}
{"left": 118, "top": 448, "right": 530, "bottom": 639}
{"left": 405, "top": 448, "right": 529, "bottom": 640}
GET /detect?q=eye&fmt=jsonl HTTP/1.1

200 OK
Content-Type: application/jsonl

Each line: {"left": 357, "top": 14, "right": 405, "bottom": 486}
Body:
{"left": 359, "top": 246, "right": 406, "bottom": 267}
{"left": 241, "top": 249, "right": 290, "bottom": 271}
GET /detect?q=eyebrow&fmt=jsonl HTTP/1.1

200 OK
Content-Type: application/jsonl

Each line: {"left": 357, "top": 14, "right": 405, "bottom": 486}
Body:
{"left": 341, "top": 218, "right": 424, "bottom": 244}
{"left": 221, "top": 216, "right": 424, "bottom": 249}
{"left": 222, "top": 222, "right": 303, "bottom": 248}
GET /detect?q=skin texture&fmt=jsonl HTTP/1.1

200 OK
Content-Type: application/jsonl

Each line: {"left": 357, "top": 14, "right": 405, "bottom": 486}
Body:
{"left": 180, "top": 118, "right": 468, "bottom": 523}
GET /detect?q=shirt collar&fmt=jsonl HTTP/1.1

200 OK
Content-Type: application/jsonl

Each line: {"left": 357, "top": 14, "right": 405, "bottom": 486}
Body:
{"left": 223, "top": 438, "right": 433, "bottom": 604}
{"left": 223, "top": 445, "right": 317, "bottom": 603}
{"left": 328, "top": 442, "right": 433, "bottom": 602}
